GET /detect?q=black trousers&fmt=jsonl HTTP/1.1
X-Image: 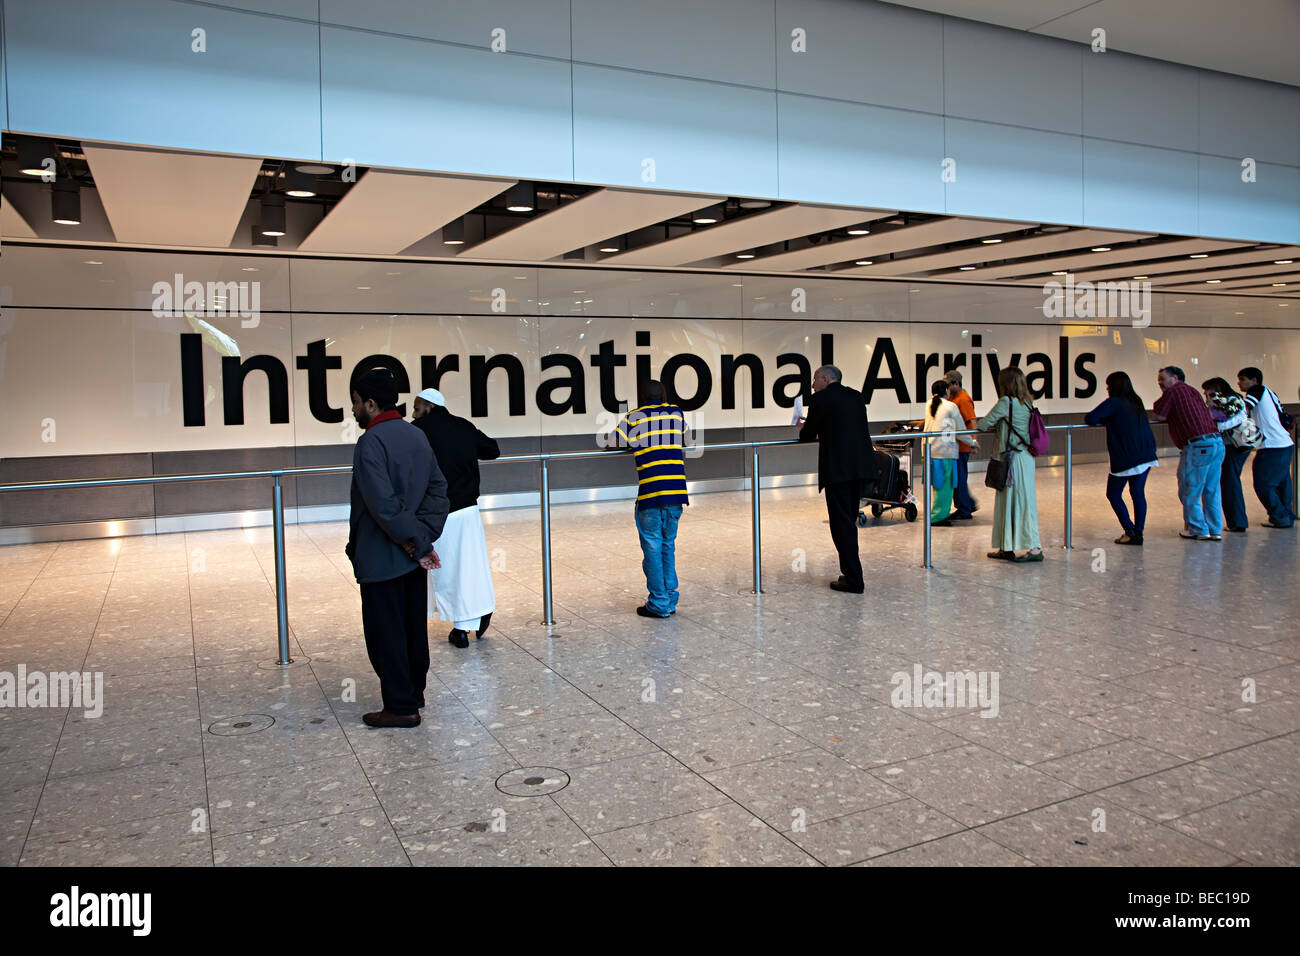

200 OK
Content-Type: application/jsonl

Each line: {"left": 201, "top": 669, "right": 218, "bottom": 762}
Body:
{"left": 824, "top": 480, "right": 864, "bottom": 589}
{"left": 360, "top": 567, "right": 429, "bottom": 716}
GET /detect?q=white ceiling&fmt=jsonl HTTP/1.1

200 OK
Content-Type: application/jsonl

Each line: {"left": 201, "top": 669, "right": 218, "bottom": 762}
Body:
{"left": 458, "top": 187, "right": 710, "bottom": 261}
{"left": 605, "top": 204, "right": 893, "bottom": 266}
{"left": 881, "top": 0, "right": 1300, "bottom": 86}
{"left": 82, "top": 144, "right": 262, "bottom": 247}
{"left": 959, "top": 238, "right": 1250, "bottom": 280}
{"left": 843, "top": 228, "right": 1150, "bottom": 276}
{"left": 1061, "top": 245, "right": 1300, "bottom": 283}
{"left": 298, "top": 170, "right": 513, "bottom": 255}
{"left": 726, "top": 217, "right": 1028, "bottom": 271}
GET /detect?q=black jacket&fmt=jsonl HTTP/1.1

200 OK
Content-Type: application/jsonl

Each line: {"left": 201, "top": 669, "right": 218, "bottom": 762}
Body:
{"left": 346, "top": 416, "right": 449, "bottom": 584}
{"left": 413, "top": 407, "right": 501, "bottom": 512}
{"left": 798, "top": 381, "right": 878, "bottom": 491}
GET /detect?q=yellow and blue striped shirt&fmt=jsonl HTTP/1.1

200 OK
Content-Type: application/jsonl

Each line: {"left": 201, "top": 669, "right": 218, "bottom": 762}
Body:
{"left": 616, "top": 403, "right": 690, "bottom": 510}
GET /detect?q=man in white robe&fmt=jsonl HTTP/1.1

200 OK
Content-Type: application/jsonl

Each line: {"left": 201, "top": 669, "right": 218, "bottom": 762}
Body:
{"left": 411, "top": 389, "right": 500, "bottom": 648}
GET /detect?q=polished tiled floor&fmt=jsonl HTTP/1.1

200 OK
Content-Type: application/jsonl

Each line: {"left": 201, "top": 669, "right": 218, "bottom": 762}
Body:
{"left": 1, "top": 461, "right": 1296, "bottom": 866}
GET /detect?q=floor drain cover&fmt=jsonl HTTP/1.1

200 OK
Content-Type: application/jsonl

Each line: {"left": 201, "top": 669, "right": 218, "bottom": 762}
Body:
{"left": 495, "top": 767, "right": 570, "bottom": 796}
{"left": 208, "top": 714, "right": 276, "bottom": 736}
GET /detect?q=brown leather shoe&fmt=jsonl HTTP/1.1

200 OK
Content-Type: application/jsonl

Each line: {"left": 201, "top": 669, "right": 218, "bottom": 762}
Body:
{"left": 362, "top": 710, "right": 421, "bottom": 728}
{"left": 829, "top": 576, "right": 864, "bottom": 594}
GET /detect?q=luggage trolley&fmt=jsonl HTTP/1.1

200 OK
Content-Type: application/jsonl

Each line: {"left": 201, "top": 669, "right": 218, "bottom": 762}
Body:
{"left": 858, "top": 422, "right": 921, "bottom": 525}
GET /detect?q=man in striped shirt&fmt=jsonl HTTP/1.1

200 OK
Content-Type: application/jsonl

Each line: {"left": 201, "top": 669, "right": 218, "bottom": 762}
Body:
{"left": 615, "top": 380, "right": 689, "bottom": 618}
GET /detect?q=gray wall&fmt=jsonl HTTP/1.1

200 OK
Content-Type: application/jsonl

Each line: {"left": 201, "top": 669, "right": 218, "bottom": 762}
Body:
{"left": 2, "top": 0, "right": 1297, "bottom": 243}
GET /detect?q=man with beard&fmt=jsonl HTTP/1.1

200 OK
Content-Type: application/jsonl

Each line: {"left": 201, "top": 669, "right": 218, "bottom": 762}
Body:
{"left": 411, "top": 388, "right": 500, "bottom": 648}
{"left": 347, "top": 369, "right": 449, "bottom": 727}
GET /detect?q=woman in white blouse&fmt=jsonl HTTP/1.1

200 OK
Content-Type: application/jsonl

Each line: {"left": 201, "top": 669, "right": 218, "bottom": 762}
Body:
{"left": 923, "top": 380, "right": 969, "bottom": 525}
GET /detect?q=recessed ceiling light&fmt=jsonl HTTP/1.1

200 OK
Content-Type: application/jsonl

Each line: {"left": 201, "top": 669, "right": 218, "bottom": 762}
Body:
{"left": 738, "top": 199, "right": 771, "bottom": 209}
{"left": 959, "top": 266, "right": 976, "bottom": 271}
{"left": 854, "top": 260, "right": 873, "bottom": 266}
{"left": 847, "top": 226, "right": 870, "bottom": 235}
{"left": 599, "top": 245, "right": 619, "bottom": 253}
{"left": 504, "top": 183, "right": 535, "bottom": 212}
{"left": 1189, "top": 253, "right": 1209, "bottom": 259}
{"left": 735, "top": 252, "right": 755, "bottom": 259}
{"left": 1133, "top": 276, "right": 1148, "bottom": 280}
{"left": 1175, "top": 299, "right": 1185, "bottom": 303}
{"left": 571, "top": 290, "right": 586, "bottom": 294}
{"left": 83, "top": 259, "right": 102, "bottom": 265}
{"left": 1274, "top": 259, "right": 1293, "bottom": 265}
{"left": 1235, "top": 311, "right": 1244, "bottom": 315}
{"left": 909, "top": 289, "right": 919, "bottom": 293}
{"left": 356, "top": 286, "right": 370, "bottom": 290}
{"left": 1090, "top": 246, "right": 1111, "bottom": 252}
{"left": 1206, "top": 279, "right": 1221, "bottom": 284}
{"left": 241, "top": 267, "right": 258, "bottom": 272}
{"left": 731, "top": 283, "right": 743, "bottom": 287}
{"left": 514, "top": 276, "right": 528, "bottom": 279}
{"left": 1052, "top": 271, "right": 1067, "bottom": 276}
{"left": 294, "top": 163, "right": 333, "bottom": 175}
{"left": 981, "top": 238, "right": 1002, "bottom": 244}
{"left": 1273, "top": 282, "right": 1288, "bottom": 287}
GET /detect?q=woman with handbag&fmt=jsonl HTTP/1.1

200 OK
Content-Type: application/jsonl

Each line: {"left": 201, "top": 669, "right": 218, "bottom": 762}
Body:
{"left": 976, "top": 367, "right": 1043, "bottom": 562}
{"left": 923, "top": 379, "right": 968, "bottom": 525}
{"left": 1085, "top": 371, "right": 1159, "bottom": 545}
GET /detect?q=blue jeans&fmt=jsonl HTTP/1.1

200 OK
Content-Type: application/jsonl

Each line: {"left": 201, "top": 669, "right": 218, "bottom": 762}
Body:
{"left": 634, "top": 504, "right": 683, "bottom": 615}
{"left": 1252, "top": 446, "right": 1296, "bottom": 526}
{"left": 1221, "top": 444, "right": 1251, "bottom": 530}
{"left": 1176, "top": 436, "right": 1225, "bottom": 536}
{"left": 1106, "top": 469, "right": 1149, "bottom": 535}
{"left": 953, "top": 451, "right": 977, "bottom": 517}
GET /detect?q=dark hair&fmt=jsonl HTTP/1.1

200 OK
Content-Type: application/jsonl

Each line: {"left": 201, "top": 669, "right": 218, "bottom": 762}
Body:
{"left": 1105, "top": 371, "right": 1144, "bottom": 414}
{"left": 637, "top": 379, "right": 668, "bottom": 407}
{"left": 1160, "top": 365, "right": 1186, "bottom": 383}
{"left": 1201, "top": 377, "right": 1239, "bottom": 400}
{"left": 353, "top": 368, "right": 399, "bottom": 410}
{"left": 1238, "top": 367, "right": 1263, "bottom": 385}
{"left": 929, "top": 379, "right": 947, "bottom": 417}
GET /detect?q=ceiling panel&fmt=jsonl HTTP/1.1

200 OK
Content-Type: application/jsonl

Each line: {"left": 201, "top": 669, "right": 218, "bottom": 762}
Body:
{"left": 459, "top": 188, "right": 713, "bottom": 261}
{"left": 1061, "top": 246, "right": 1300, "bottom": 283}
{"left": 880, "top": 0, "right": 1299, "bottom": 86}
{"left": 725, "top": 217, "right": 1028, "bottom": 272}
{"left": 1149, "top": 261, "right": 1300, "bottom": 285}
{"left": 0, "top": 196, "right": 38, "bottom": 239}
{"left": 1189, "top": 272, "right": 1300, "bottom": 290}
{"left": 298, "top": 170, "right": 513, "bottom": 255}
{"left": 603, "top": 204, "right": 893, "bottom": 267}
{"left": 967, "top": 238, "right": 1251, "bottom": 280}
{"left": 82, "top": 144, "right": 262, "bottom": 247}
{"left": 841, "top": 228, "right": 1149, "bottom": 276}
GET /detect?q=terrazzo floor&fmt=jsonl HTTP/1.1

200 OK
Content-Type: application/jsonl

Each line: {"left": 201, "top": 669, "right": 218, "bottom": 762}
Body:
{"left": 1, "top": 461, "right": 1296, "bottom": 866}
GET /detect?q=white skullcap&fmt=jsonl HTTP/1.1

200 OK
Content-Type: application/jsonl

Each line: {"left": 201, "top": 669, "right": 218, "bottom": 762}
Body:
{"left": 416, "top": 388, "right": 446, "bottom": 407}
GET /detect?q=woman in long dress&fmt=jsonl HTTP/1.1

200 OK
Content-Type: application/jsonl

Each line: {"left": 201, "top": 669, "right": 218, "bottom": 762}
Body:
{"left": 975, "top": 367, "right": 1043, "bottom": 562}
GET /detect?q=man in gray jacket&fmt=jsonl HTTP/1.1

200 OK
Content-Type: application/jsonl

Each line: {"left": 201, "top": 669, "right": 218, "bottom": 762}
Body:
{"left": 346, "top": 368, "right": 450, "bottom": 728}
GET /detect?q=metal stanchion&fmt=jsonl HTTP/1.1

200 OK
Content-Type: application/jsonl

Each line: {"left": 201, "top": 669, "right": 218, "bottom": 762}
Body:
{"left": 1063, "top": 428, "right": 1074, "bottom": 550}
{"left": 271, "top": 473, "right": 292, "bottom": 665}
{"left": 538, "top": 457, "right": 554, "bottom": 626}
{"left": 750, "top": 447, "right": 763, "bottom": 594}
{"left": 922, "top": 436, "right": 932, "bottom": 570}
{"left": 1292, "top": 437, "right": 1298, "bottom": 516}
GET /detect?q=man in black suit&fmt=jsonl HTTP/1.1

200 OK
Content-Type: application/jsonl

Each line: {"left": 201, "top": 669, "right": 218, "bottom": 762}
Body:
{"left": 346, "top": 369, "right": 450, "bottom": 728}
{"left": 798, "top": 365, "right": 877, "bottom": 593}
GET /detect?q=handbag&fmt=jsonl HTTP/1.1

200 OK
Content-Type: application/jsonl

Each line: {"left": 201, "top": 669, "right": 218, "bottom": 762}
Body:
{"left": 984, "top": 411, "right": 1029, "bottom": 491}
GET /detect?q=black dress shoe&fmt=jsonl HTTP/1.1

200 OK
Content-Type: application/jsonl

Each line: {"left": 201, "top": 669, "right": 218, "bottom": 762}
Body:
{"left": 950, "top": 513, "right": 973, "bottom": 520}
{"left": 932, "top": 519, "right": 954, "bottom": 527}
{"left": 448, "top": 628, "right": 470, "bottom": 648}
{"left": 636, "top": 604, "right": 671, "bottom": 618}
{"left": 362, "top": 710, "right": 421, "bottom": 728}
{"left": 476, "top": 612, "right": 492, "bottom": 639}
{"left": 829, "top": 577, "right": 864, "bottom": 593}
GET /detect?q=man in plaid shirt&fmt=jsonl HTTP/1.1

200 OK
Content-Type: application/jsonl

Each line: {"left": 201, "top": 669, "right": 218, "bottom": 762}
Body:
{"left": 1152, "top": 365, "right": 1224, "bottom": 541}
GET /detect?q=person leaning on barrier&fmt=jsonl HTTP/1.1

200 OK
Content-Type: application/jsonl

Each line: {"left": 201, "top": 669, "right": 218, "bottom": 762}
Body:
{"left": 1237, "top": 366, "right": 1296, "bottom": 529}
{"left": 1085, "top": 371, "right": 1159, "bottom": 546}
{"left": 923, "top": 379, "right": 965, "bottom": 526}
{"left": 612, "top": 379, "right": 689, "bottom": 618}
{"left": 1201, "top": 377, "right": 1256, "bottom": 534}
{"left": 798, "top": 365, "right": 878, "bottom": 593}
{"left": 975, "top": 366, "right": 1043, "bottom": 562}
{"left": 346, "top": 369, "right": 450, "bottom": 729}
{"left": 411, "top": 387, "right": 501, "bottom": 648}
{"left": 1151, "top": 365, "right": 1225, "bottom": 541}
{"left": 943, "top": 370, "right": 980, "bottom": 519}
